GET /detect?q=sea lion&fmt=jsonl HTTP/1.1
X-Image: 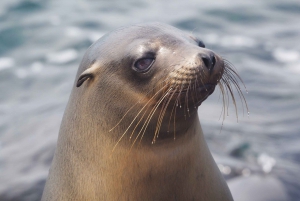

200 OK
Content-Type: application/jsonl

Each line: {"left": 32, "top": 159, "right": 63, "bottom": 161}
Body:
{"left": 42, "top": 22, "right": 245, "bottom": 201}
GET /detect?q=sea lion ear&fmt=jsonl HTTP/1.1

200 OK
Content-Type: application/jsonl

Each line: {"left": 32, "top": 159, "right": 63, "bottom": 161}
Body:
{"left": 76, "top": 67, "right": 96, "bottom": 88}
{"left": 76, "top": 72, "right": 93, "bottom": 87}
{"left": 76, "top": 60, "right": 99, "bottom": 87}
{"left": 76, "top": 61, "right": 99, "bottom": 87}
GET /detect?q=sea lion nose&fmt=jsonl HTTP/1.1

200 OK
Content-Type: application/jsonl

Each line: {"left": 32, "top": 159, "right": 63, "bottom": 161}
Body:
{"left": 199, "top": 52, "right": 216, "bottom": 73}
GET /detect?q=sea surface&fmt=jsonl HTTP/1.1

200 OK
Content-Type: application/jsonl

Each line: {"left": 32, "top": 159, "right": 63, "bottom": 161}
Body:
{"left": 0, "top": 0, "right": 300, "bottom": 200}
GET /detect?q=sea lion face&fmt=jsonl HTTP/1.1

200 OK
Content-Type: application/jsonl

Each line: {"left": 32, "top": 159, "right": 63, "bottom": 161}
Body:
{"left": 78, "top": 23, "right": 223, "bottom": 107}
{"left": 122, "top": 31, "right": 224, "bottom": 109}
{"left": 75, "top": 22, "right": 241, "bottom": 144}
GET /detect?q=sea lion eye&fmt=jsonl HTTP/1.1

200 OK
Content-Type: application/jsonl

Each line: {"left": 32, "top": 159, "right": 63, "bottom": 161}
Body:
{"left": 134, "top": 58, "right": 154, "bottom": 73}
{"left": 198, "top": 40, "right": 205, "bottom": 48}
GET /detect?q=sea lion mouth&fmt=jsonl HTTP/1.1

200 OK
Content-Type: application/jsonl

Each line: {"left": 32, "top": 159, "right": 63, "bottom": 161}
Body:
{"left": 169, "top": 83, "right": 216, "bottom": 107}
{"left": 171, "top": 83, "right": 216, "bottom": 94}
{"left": 194, "top": 83, "right": 215, "bottom": 94}
{"left": 194, "top": 84, "right": 216, "bottom": 105}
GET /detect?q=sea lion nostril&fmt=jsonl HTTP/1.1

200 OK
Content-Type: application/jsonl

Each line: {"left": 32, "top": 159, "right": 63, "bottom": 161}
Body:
{"left": 201, "top": 55, "right": 210, "bottom": 69}
{"left": 200, "top": 53, "right": 216, "bottom": 72}
{"left": 211, "top": 54, "right": 216, "bottom": 68}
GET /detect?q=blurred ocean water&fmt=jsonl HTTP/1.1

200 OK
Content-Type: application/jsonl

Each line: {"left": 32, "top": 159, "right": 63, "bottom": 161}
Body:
{"left": 0, "top": 0, "right": 300, "bottom": 200}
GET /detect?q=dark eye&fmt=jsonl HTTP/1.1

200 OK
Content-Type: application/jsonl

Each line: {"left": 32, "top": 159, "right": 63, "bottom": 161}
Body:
{"left": 198, "top": 40, "right": 205, "bottom": 48}
{"left": 134, "top": 58, "right": 154, "bottom": 73}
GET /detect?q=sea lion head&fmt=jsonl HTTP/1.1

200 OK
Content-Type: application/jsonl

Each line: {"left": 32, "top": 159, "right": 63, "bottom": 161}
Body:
{"left": 72, "top": 22, "right": 244, "bottom": 146}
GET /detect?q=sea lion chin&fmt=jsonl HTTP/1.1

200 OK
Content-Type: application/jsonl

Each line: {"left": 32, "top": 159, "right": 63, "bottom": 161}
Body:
{"left": 42, "top": 22, "right": 247, "bottom": 201}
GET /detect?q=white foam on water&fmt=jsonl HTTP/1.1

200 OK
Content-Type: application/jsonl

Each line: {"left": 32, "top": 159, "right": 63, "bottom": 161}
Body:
{"left": 30, "top": 62, "right": 44, "bottom": 73}
{"left": 12, "top": 62, "right": 43, "bottom": 79}
{"left": 0, "top": 57, "right": 15, "bottom": 71}
{"left": 15, "top": 68, "right": 28, "bottom": 78}
{"left": 287, "top": 62, "right": 300, "bottom": 74}
{"left": 257, "top": 153, "right": 276, "bottom": 174}
{"left": 64, "top": 26, "right": 83, "bottom": 37}
{"left": 46, "top": 49, "right": 78, "bottom": 64}
{"left": 220, "top": 35, "right": 257, "bottom": 48}
{"left": 273, "top": 48, "right": 300, "bottom": 63}
{"left": 88, "top": 31, "right": 105, "bottom": 43}
{"left": 203, "top": 33, "right": 219, "bottom": 45}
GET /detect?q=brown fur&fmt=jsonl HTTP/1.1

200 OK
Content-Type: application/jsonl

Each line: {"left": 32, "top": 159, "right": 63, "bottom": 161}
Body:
{"left": 42, "top": 22, "right": 234, "bottom": 201}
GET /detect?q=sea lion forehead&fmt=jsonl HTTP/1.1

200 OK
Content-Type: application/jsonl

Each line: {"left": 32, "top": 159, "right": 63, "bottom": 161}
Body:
{"left": 84, "top": 24, "right": 193, "bottom": 66}
{"left": 87, "top": 23, "right": 194, "bottom": 60}
{"left": 111, "top": 22, "right": 192, "bottom": 46}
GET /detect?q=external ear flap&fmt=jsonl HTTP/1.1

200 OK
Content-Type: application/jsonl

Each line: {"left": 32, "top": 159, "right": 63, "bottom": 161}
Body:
{"left": 76, "top": 60, "right": 98, "bottom": 87}
{"left": 76, "top": 73, "right": 93, "bottom": 87}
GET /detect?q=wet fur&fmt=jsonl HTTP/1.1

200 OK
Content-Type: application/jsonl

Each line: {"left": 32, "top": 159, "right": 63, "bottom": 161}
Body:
{"left": 42, "top": 22, "right": 247, "bottom": 201}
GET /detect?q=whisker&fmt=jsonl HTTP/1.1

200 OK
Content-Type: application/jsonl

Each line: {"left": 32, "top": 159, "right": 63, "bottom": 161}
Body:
{"left": 223, "top": 62, "right": 249, "bottom": 115}
{"left": 168, "top": 94, "right": 178, "bottom": 133}
{"left": 185, "top": 79, "right": 193, "bottom": 117}
{"left": 215, "top": 58, "right": 249, "bottom": 128}
{"left": 109, "top": 64, "right": 182, "bottom": 132}
{"left": 137, "top": 88, "right": 173, "bottom": 145}
{"left": 221, "top": 77, "right": 238, "bottom": 121}
{"left": 129, "top": 103, "right": 152, "bottom": 140}
{"left": 154, "top": 93, "right": 171, "bottom": 139}
{"left": 218, "top": 82, "right": 227, "bottom": 122}
{"left": 154, "top": 87, "right": 177, "bottom": 140}
{"left": 224, "top": 68, "right": 249, "bottom": 115}
{"left": 111, "top": 84, "right": 169, "bottom": 152}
